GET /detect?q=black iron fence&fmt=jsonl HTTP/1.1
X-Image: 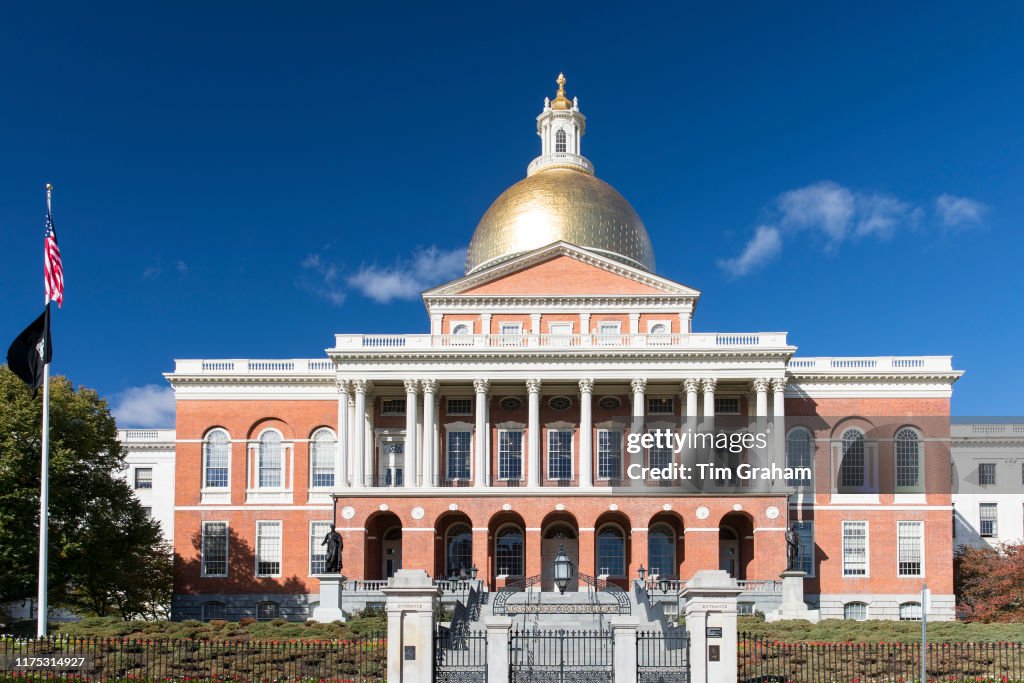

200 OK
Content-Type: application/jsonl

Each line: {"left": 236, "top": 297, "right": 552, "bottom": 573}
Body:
{"left": 508, "top": 627, "right": 613, "bottom": 682}
{"left": 637, "top": 630, "right": 690, "bottom": 683}
{"left": 434, "top": 625, "right": 486, "bottom": 683}
{"left": 0, "top": 634, "right": 386, "bottom": 682}
{"left": 739, "top": 634, "right": 1024, "bottom": 683}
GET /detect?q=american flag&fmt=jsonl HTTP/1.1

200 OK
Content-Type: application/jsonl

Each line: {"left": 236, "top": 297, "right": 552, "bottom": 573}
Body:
{"left": 44, "top": 204, "right": 64, "bottom": 307}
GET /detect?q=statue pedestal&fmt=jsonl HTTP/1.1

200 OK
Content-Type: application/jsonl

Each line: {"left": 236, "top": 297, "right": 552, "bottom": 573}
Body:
{"left": 312, "top": 574, "right": 346, "bottom": 622}
{"left": 765, "top": 570, "right": 819, "bottom": 623}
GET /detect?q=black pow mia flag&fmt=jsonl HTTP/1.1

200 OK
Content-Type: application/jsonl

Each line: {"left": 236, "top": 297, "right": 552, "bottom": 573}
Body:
{"left": 6, "top": 307, "right": 52, "bottom": 397}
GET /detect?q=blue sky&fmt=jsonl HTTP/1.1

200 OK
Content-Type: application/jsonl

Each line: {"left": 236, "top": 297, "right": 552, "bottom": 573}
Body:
{"left": 2, "top": 2, "right": 1021, "bottom": 425}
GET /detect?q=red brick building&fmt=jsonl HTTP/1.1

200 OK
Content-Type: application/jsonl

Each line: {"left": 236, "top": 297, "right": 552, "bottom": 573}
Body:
{"left": 166, "top": 76, "right": 961, "bottom": 622}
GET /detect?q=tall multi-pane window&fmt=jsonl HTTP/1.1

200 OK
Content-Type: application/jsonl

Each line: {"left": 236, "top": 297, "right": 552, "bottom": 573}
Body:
{"left": 446, "top": 524, "right": 473, "bottom": 576}
{"left": 648, "top": 440, "right": 673, "bottom": 470}
{"left": 548, "top": 430, "right": 573, "bottom": 480}
{"left": 310, "top": 429, "right": 336, "bottom": 488}
{"left": 979, "top": 463, "right": 997, "bottom": 486}
{"left": 714, "top": 397, "right": 740, "bottom": 414}
{"left": 895, "top": 428, "right": 921, "bottom": 489}
{"left": 203, "top": 429, "right": 230, "bottom": 488}
{"left": 134, "top": 468, "right": 153, "bottom": 489}
{"left": 447, "top": 431, "right": 471, "bottom": 480}
{"left": 647, "top": 397, "right": 673, "bottom": 414}
{"left": 258, "top": 431, "right": 283, "bottom": 488}
{"left": 498, "top": 430, "right": 523, "bottom": 480}
{"left": 309, "top": 521, "right": 331, "bottom": 575}
{"left": 897, "top": 521, "right": 923, "bottom": 576}
{"left": 839, "top": 429, "right": 865, "bottom": 489}
{"left": 899, "top": 602, "right": 923, "bottom": 621}
{"left": 201, "top": 521, "right": 228, "bottom": 577}
{"left": 495, "top": 526, "right": 524, "bottom": 577}
{"left": 597, "top": 429, "right": 622, "bottom": 479}
{"left": 647, "top": 524, "right": 675, "bottom": 577}
{"left": 256, "top": 521, "right": 282, "bottom": 576}
{"left": 786, "top": 429, "right": 813, "bottom": 486}
{"left": 842, "top": 521, "right": 868, "bottom": 576}
{"left": 596, "top": 526, "right": 625, "bottom": 576}
{"left": 202, "top": 601, "right": 226, "bottom": 621}
{"left": 979, "top": 503, "right": 998, "bottom": 537}
{"left": 256, "top": 602, "right": 280, "bottom": 621}
{"left": 555, "top": 129, "right": 567, "bottom": 153}
{"left": 791, "top": 521, "right": 815, "bottom": 575}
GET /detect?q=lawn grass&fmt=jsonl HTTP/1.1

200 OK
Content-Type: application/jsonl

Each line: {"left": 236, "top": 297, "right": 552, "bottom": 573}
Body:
{"left": 738, "top": 615, "right": 1024, "bottom": 642}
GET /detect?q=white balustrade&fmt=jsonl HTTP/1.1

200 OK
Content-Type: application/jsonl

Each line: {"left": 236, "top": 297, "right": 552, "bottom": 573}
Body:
{"left": 787, "top": 356, "right": 953, "bottom": 372}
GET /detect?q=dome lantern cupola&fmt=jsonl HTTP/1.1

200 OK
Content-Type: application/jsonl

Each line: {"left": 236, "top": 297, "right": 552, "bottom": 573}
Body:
{"left": 465, "top": 74, "right": 656, "bottom": 275}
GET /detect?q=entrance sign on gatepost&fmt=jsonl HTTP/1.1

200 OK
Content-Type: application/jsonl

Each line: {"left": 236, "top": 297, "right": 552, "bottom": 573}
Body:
{"left": 381, "top": 569, "right": 440, "bottom": 683}
{"left": 680, "top": 570, "right": 743, "bottom": 683}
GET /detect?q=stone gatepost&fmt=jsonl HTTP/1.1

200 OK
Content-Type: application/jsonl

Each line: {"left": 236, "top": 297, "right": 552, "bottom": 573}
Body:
{"left": 610, "top": 616, "right": 640, "bottom": 683}
{"left": 381, "top": 569, "right": 440, "bottom": 683}
{"left": 311, "top": 574, "right": 345, "bottom": 622}
{"left": 484, "top": 616, "right": 512, "bottom": 683}
{"left": 681, "top": 570, "right": 743, "bottom": 683}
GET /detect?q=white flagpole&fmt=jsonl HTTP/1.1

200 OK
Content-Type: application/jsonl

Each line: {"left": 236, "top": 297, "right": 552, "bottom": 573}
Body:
{"left": 37, "top": 183, "right": 53, "bottom": 638}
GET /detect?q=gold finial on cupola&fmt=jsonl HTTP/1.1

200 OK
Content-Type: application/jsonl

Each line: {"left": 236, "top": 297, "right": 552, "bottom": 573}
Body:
{"left": 551, "top": 72, "right": 572, "bottom": 110}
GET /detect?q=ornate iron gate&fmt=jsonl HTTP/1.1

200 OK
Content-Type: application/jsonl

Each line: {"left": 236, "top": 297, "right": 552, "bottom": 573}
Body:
{"left": 637, "top": 630, "right": 690, "bottom": 683}
{"left": 508, "top": 626, "right": 613, "bottom": 682}
{"left": 434, "top": 624, "right": 486, "bottom": 683}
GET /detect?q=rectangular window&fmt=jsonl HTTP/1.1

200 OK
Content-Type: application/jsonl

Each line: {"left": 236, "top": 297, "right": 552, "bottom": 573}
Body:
{"left": 498, "top": 430, "right": 523, "bottom": 480}
{"left": 134, "top": 468, "right": 153, "bottom": 489}
{"left": 258, "top": 442, "right": 282, "bottom": 488}
{"left": 256, "top": 521, "right": 282, "bottom": 576}
{"left": 897, "top": 521, "right": 923, "bottom": 576}
{"left": 979, "top": 503, "right": 998, "bottom": 537}
{"left": 647, "top": 397, "right": 674, "bottom": 414}
{"left": 311, "top": 441, "right": 335, "bottom": 488}
{"left": 380, "top": 399, "right": 405, "bottom": 416}
{"left": 201, "top": 522, "right": 228, "bottom": 577}
{"left": 142, "top": 506, "right": 152, "bottom": 518}
{"left": 446, "top": 431, "right": 471, "bottom": 480}
{"left": 547, "top": 430, "right": 573, "bottom": 480}
{"left": 597, "top": 429, "right": 622, "bottom": 479}
{"left": 714, "top": 397, "right": 741, "bottom": 415}
{"left": 309, "top": 521, "right": 331, "bottom": 575}
{"left": 205, "top": 444, "right": 229, "bottom": 488}
{"left": 979, "top": 463, "right": 997, "bottom": 486}
{"left": 842, "top": 521, "right": 868, "bottom": 576}
{"left": 499, "top": 322, "right": 523, "bottom": 346}
{"left": 648, "top": 435, "right": 673, "bottom": 470}
{"left": 597, "top": 322, "right": 621, "bottom": 335}
{"left": 446, "top": 398, "right": 472, "bottom": 416}
{"left": 791, "top": 521, "right": 814, "bottom": 576}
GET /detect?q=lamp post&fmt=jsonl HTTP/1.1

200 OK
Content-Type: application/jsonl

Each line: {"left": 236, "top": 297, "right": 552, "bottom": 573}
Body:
{"left": 470, "top": 565, "right": 478, "bottom": 581}
{"left": 553, "top": 543, "right": 573, "bottom": 594}
{"left": 638, "top": 563, "right": 647, "bottom": 583}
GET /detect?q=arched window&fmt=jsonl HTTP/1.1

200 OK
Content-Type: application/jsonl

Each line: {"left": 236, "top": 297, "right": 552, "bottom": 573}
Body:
{"left": 843, "top": 601, "right": 868, "bottom": 621}
{"left": 895, "top": 428, "right": 921, "bottom": 490}
{"left": 596, "top": 525, "right": 625, "bottom": 577}
{"left": 452, "top": 324, "right": 470, "bottom": 335}
{"left": 555, "top": 129, "right": 567, "bottom": 153}
{"left": 495, "top": 525, "right": 524, "bottom": 577}
{"left": 839, "top": 429, "right": 865, "bottom": 489}
{"left": 446, "top": 523, "right": 473, "bottom": 577}
{"left": 647, "top": 524, "right": 675, "bottom": 577}
{"left": 256, "top": 601, "right": 280, "bottom": 621}
{"left": 899, "top": 601, "right": 922, "bottom": 621}
{"left": 650, "top": 323, "right": 668, "bottom": 334}
{"left": 258, "top": 430, "right": 283, "bottom": 488}
{"left": 310, "top": 428, "right": 336, "bottom": 488}
{"left": 786, "top": 428, "right": 813, "bottom": 486}
{"left": 203, "top": 429, "right": 230, "bottom": 489}
{"left": 202, "top": 601, "right": 226, "bottom": 621}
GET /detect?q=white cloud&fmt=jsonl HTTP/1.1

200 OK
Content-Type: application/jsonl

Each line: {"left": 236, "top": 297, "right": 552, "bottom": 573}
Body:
{"left": 936, "top": 194, "right": 987, "bottom": 229}
{"left": 110, "top": 385, "right": 175, "bottom": 428}
{"left": 346, "top": 246, "right": 466, "bottom": 303}
{"left": 777, "top": 181, "right": 855, "bottom": 245}
{"left": 716, "top": 226, "right": 782, "bottom": 278}
{"left": 175, "top": 260, "right": 189, "bottom": 274}
{"left": 299, "top": 253, "right": 346, "bottom": 307}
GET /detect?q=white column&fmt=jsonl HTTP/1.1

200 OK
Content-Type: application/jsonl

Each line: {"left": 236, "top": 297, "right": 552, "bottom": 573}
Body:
{"left": 474, "top": 379, "right": 489, "bottom": 486}
{"left": 754, "top": 378, "right": 769, "bottom": 418}
{"left": 579, "top": 313, "right": 591, "bottom": 345}
{"left": 364, "top": 389, "right": 375, "bottom": 486}
{"left": 351, "top": 380, "right": 368, "bottom": 489}
{"left": 481, "top": 313, "right": 492, "bottom": 337}
{"left": 628, "top": 312, "right": 640, "bottom": 336}
{"left": 421, "top": 379, "right": 437, "bottom": 487}
{"left": 336, "top": 380, "right": 350, "bottom": 487}
{"left": 347, "top": 394, "right": 357, "bottom": 482}
{"left": 430, "top": 313, "right": 442, "bottom": 335}
{"left": 630, "top": 378, "right": 647, "bottom": 486}
{"left": 683, "top": 379, "right": 699, "bottom": 419}
{"left": 772, "top": 377, "right": 788, "bottom": 465}
{"left": 530, "top": 313, "right": 541, "bottom": 335}
{"left": 579, "top": 378, "right": 594, "bottom": 487}
{"left": 404, "top": 379, "right": 420, "bottom": 487}
{"left": 527, "top": 378, "right": 542, "bottom": 487}
{"left": 702, "top": 378, "right": 717, "bottom": 419}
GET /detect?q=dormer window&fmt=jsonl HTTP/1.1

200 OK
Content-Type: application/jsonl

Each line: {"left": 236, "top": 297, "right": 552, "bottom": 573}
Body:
{"left": 555, "top": 129, "right": 567, "bottom": 153}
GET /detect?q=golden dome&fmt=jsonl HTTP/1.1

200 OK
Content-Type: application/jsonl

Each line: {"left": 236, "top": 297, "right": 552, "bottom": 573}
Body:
{"left": 465, "top": 168, "right": 656, "bottom": 274}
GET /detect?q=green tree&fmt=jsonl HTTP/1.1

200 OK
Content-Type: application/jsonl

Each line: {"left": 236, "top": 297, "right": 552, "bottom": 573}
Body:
{"left": 0, "top": 366, "right": 172, "bottom": 620}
